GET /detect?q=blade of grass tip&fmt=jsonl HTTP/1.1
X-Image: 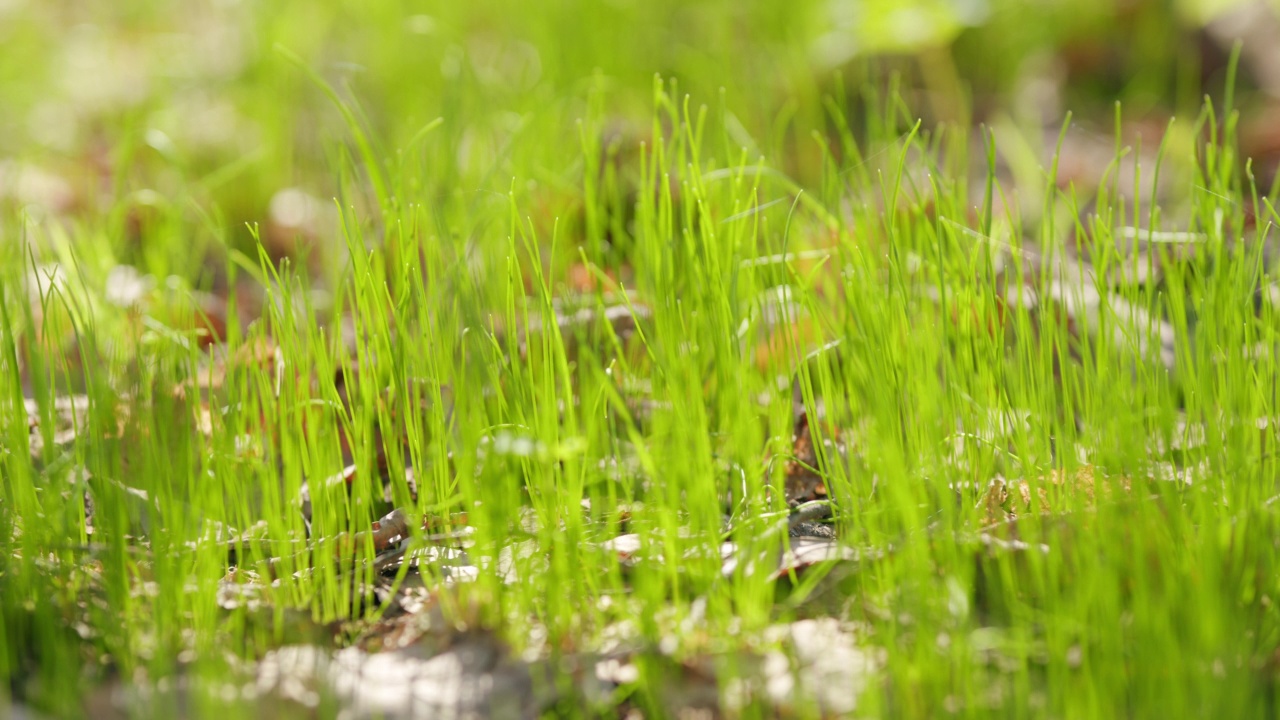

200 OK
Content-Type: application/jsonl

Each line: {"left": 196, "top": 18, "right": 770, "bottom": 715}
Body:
{"left": 811, "top": 129, "right": 840, "bottom": 214}
{"left": 981, "top": 124, "right": 996, "bottom": 242}
{"left": 703, "top": 165, "right": 839, "bottom": 231}
{"left": 1043, "top": 111, "right": 1073, "bottom": 253}
{"left": 776, "top": 188, "right": 804, "bottom": 345}
{"left": 1200, "top": 96, "right": 1220, "bottom": 193}
{"left": 1145, "top": 118, "right": 1176, "bottom": 340}
{"left": 1223, "top": 40, "right": 1242, "bottom": 126}
{"left": 51, "top": 252, "right": 116, "bottom": 498}
{"left": 197, "top": 147, "right": 267, "bottom": 193}
{"left": 227, "top": 240, "right": 271, "bottom": 291}
{"left": 1114, "top": 101, "right": 1131, "bottom": 234}
{"left": 881, "top": 119, "right": 923, "bottom": 306}
{"left": 823, "top": 94, "right": 866, "bottom": 186}
{"left": 403, "top": 117, "right": 445, "bottom": 156}
{"left": 275, "top": 44, "right": 390, "bottom": 218}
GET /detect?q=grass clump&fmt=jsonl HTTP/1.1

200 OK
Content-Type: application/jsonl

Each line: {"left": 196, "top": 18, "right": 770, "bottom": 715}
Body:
{"left": 4, "top": 1, "right": 1280, "bottom": 717}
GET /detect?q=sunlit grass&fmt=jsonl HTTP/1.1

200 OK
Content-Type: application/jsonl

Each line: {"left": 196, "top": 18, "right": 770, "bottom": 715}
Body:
{"left": 4, "top": 2, "right": 1280, "bottom": 718}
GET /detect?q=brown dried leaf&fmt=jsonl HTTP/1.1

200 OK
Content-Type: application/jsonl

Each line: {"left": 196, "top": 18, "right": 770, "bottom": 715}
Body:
{"left": 979, "top": 465, "right": 1131, "bottom": 526}
{"left": 783, "top": 412, "right": 831, "bottom": 506}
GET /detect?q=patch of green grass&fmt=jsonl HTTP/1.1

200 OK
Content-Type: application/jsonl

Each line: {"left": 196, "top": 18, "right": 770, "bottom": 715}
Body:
{"left": 4, "top": 1, "right": 1280, "bottom": 717}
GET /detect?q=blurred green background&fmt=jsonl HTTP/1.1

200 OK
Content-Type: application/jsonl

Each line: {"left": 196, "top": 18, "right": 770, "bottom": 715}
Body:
{"left": 3, "top": 0, "right": 1276, "bottom": 263}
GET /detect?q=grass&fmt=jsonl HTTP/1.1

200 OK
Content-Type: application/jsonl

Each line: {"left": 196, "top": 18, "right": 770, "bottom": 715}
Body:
{"left": 4, "top": 0, "right": 1280, "bottom": 717}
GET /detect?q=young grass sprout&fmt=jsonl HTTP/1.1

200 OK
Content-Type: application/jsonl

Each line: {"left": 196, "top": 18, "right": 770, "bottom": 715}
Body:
{"left": 3, "top": 15, "right": 1280, "bottom": 718}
